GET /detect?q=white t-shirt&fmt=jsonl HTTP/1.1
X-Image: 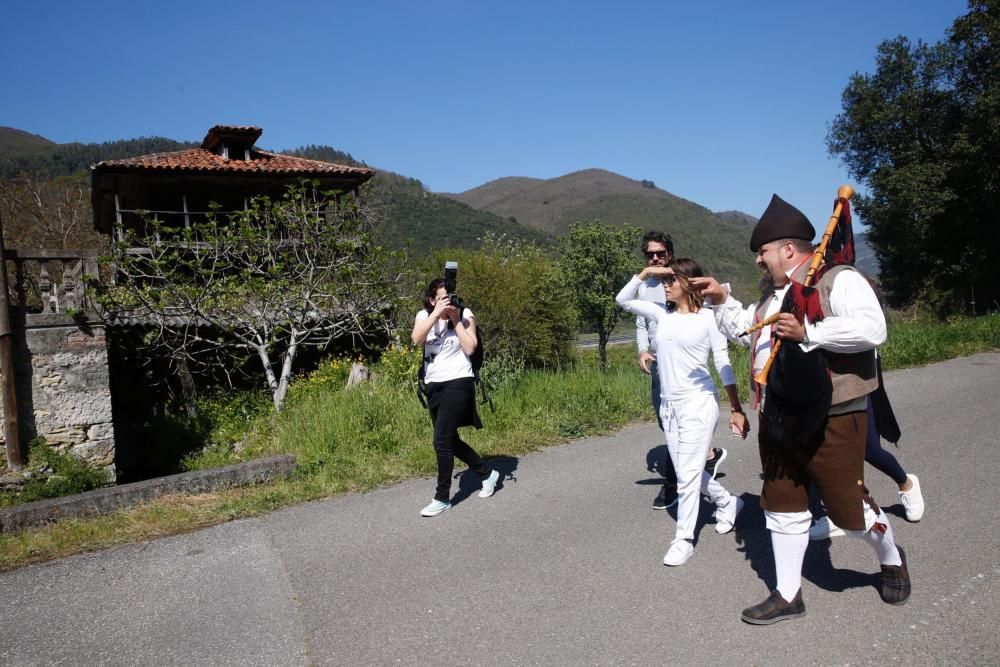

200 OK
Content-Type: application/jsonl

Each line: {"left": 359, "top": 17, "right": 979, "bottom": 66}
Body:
{"left": 415, "top": 308, "right": 476, "bottom": 384}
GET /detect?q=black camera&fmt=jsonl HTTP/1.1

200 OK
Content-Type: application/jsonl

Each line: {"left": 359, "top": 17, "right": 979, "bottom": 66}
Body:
{"left": 444, "top": 260, "right": 464, "bottom": 311}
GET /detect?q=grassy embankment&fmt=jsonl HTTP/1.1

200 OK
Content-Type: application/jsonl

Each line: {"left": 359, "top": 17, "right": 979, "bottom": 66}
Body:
{"left": 0, "top": 313, "right": 997, "bottom": 570}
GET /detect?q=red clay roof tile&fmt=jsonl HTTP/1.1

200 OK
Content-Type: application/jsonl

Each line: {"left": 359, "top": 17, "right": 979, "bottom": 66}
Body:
{"left": 92, "top": 147, "right": 374, "bottom": 179}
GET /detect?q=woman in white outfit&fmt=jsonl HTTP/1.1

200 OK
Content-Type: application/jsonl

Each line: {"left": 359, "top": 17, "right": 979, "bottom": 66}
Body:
{"left": 616, "top": 258, "right": 750, "bottom": 566}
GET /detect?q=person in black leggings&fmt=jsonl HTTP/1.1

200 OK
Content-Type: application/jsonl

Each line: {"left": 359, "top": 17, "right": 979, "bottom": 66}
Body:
{"left": 411, "top": 279, "right": 499, "bottom": 517}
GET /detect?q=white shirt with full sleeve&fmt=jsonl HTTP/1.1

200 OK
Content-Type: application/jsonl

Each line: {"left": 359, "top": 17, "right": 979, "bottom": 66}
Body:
{"left": 616, "top": 276, "right": 736, "bottom": 402}
{"left": 415, "top": 308, "right": 475, "bottom": 384}
{"left": 712, "top": 266, "right": 887, "bottom": 411}
{"left": 634, "top": 277, "right": 667, "bottom": 355}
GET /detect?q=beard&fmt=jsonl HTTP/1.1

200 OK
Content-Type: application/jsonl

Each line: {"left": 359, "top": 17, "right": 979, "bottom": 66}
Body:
{"left": 758, "top": 272, "right": 775, "bottom": 297}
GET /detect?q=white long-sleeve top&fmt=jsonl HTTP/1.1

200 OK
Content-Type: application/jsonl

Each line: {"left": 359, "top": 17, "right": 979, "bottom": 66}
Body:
{"left": 616, "top": 276, "right": 736, "bottom": 401}
{"left": 713, "top": 267, "right": 887, "bottom": 410}
{"left": 634, "top": 277, "right": 667, "bottom": 355}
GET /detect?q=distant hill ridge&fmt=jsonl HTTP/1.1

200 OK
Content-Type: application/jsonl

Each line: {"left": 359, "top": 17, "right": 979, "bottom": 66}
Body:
{"left": 445, "top": 168, "right": 763, "bottom": 297}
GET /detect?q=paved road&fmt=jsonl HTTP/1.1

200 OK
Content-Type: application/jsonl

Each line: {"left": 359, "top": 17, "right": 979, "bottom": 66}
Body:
{"left": 2, "top": 353, "right": 999, "bottom": 666}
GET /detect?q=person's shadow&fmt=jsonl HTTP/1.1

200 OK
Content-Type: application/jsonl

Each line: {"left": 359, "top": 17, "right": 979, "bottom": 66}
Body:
{"left": 451, "top": 455, "right": 519, "bottom": 506}
{"left": 734, "top": 493, "right": 879, "bottom": 595}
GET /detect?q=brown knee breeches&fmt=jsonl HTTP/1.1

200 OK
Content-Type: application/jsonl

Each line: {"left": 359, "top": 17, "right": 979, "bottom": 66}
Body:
{"left": 758, "top": 410, "right": 878, "bottom": 531}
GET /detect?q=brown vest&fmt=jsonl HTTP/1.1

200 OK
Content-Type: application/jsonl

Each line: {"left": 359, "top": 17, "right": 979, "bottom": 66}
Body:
{"left": 754, "top": 262, "right": 877, "bottom": 407}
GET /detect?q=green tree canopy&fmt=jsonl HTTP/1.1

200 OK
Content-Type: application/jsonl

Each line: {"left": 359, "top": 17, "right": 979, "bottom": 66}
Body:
{"left": 418, "top": 236, "right": 577, "bottom": 375}
{"left": 827, "top": 0, "right": 1000, "bottom": 315}
{"left": 558, "top": 221, "right": 640, "bottom": 370}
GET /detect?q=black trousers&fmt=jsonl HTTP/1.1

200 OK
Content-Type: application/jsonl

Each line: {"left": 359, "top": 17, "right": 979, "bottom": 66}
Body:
{"left": 426, "top": 377, "right": 490, "bottom": 502}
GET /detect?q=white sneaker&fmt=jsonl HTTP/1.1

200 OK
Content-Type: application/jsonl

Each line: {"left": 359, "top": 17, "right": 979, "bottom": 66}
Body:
{"left": 809, "top": 515, "right": 846, "bottom": 541}
{"left": 715, "top": 496, "right": 744, "bottom": 534}
{"left": 900, "top": 473, "right": 924, "bottom": 522}
{"left": 663, "top": 539, "right": 694, "bottom": 566}
{"left": 479, "top": 470, "right": 500, "bottom": 498}
{"left": 420, "top": 500, "right": 451, "bottom": 517}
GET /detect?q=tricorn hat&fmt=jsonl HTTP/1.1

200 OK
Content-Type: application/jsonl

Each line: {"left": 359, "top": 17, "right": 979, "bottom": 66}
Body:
{"left": 749, "top": 194, "right": 815, "bottom": 252}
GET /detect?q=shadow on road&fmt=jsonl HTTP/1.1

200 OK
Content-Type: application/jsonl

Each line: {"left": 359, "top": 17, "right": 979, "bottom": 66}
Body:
{"left": 451, "top": 455, "right": 520, "bottom": 507}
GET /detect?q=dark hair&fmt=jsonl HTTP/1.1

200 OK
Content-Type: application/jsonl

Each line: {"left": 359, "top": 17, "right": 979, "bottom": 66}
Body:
{"left": 424, "top": 278, "right": 446, "bottom": 312}
{"left": 775, "top": 237, "right": 814, "bottom": 253}
{"left": 667, "top": 257, "right": 705, "bottom": 311}
{"left": 642, "top": 230, "right": 674, "bottom": 255}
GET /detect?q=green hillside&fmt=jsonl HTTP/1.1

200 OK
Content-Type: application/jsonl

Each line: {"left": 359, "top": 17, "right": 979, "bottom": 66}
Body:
{"left": 0, "top": 127, "right": 55, "bottom": 162}
{"left": 0, "top": 129, "right": 198, "bottom": 179}
{"left": 447, "top": 169, "right": 762, "bottom": 300}
{"left": 284, "top": 146, "right": 552, "bottom": 251}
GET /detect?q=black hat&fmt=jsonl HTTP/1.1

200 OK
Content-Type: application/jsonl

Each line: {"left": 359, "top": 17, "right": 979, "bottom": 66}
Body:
{"left": 749, "top": 194, "right": 815, "bottom": 252}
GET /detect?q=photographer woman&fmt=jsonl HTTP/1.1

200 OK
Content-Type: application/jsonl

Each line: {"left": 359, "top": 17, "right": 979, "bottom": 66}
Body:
{"left": 411, "top": 279, "right": 499, "bottom": 517}
{"left": 616, "top": 258, "right": 750, "bottom": 566}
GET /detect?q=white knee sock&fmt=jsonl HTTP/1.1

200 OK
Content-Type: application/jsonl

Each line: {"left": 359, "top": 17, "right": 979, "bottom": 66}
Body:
{"left": 771, "top": 531, "right": 809, "bottom": 601}
{"left": 844, "top": 508, "right": 901, "bottom": 566}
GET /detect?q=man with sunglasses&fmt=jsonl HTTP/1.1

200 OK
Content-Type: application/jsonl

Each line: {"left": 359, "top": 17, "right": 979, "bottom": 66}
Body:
{"left": 636, "top": 231, "right": 727, "bottom": 511}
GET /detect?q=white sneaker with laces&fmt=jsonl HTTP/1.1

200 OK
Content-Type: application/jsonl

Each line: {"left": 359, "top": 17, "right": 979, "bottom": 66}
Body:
{"left": 899, "top": 473, "right": 924, "bottom": 522}
{"left": 420, "top": 499, "right": 451, "bottom": 517}
{"left": 715, "top": 496, "right": 744, "bottom": 534}
{"left": 479, "top": 469, "right": 500, "bottom": 498}
{"left": 663, "top": 539, "right": 694, "bottom": 566}
{"left": 809, "top": 515, "right": 846, "bottom": 541}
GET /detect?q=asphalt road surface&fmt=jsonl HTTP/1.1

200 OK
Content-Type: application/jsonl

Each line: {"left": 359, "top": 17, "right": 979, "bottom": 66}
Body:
{"left": 2, "top": 353, "right": 999, "bottom": 666}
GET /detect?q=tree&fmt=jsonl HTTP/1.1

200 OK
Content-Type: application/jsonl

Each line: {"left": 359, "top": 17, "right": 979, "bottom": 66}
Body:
{"left": 0, "top": 172, "right": 105, "bottom": 250}
{"left": 558, "top": 221, "right": 640, "bottom": 370}
{"left": 827, "top": 0, "right": 1000, "bottom": 314}
{"left": 97, "top": 181, "right": 405, "bottom": 411}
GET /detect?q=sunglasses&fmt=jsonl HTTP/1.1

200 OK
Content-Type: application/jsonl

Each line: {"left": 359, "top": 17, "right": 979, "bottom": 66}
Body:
{"left": 663, "top": 274, "right": 681, "bottom": 287}
{"left": 644, "top": 250, "right": 669, "bottom": 260}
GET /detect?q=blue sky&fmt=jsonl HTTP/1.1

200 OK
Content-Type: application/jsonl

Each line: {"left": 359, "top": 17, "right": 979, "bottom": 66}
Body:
{"left": 1, "top": 0, "right": 968, "bottom": 227}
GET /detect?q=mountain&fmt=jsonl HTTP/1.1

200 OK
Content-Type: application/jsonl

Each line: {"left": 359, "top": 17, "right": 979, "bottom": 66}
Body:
{"left": 0, "top": 126, "right": 55, "bottom": 161}
{"left": 282, "top": 148, "right": 552, "bottom": 251}
{"left": 445, "top": 169, "right": 762, "bottom": 299}
{"left": 853, "top": 231, "right": 880, "bottom": 278}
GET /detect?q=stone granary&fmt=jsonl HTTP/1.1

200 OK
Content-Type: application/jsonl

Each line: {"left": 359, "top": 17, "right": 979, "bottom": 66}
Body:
{"left": 2, "top": 126, "right": 373, "bottom": 482}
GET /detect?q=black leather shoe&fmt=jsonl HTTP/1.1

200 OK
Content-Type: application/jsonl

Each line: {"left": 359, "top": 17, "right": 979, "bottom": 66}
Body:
{"left": 741, "top": 590, "right": 806, "bottom": 625}
{"left": 880, "top": 545, "right": 911, "bottom": 605}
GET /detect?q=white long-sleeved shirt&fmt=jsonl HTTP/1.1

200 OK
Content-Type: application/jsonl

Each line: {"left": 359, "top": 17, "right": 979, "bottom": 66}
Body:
{"left": 634, "top": 276, "right": 667, "bottom": 355}
{"left": 713, "top": 266, "right": 887, "bottom": 410}
{"left": 617, "top": 276, "right": 735, "bottom": 401}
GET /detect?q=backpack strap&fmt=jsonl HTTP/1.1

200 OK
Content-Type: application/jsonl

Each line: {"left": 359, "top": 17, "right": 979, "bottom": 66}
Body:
{"left": 416, "top": 354, "right": 428, "bottom": 409}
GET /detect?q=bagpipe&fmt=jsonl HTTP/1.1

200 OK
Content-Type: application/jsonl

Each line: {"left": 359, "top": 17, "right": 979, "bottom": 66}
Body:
{"left": 751, "top": 185, "right": 857, "bottom": 445}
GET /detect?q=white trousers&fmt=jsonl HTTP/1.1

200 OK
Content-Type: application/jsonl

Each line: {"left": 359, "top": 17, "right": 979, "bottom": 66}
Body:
{"left": 661, "top": 392, "right": 733, "bottom": 541}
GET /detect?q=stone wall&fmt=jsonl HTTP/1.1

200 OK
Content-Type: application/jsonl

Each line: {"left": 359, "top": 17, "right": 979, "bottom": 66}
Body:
{"left": 1, "top": 323, "right": 116, "bottom": 481}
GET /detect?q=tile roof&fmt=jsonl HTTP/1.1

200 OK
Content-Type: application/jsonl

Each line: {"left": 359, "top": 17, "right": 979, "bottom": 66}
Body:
{"left": 92, "top": 147, "right": 374, "bottom": 179}
{"left": 201, "top": 125, "right": 263, "bottom": 150}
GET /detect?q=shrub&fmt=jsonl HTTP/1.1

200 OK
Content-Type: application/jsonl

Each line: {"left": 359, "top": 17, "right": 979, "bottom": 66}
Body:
{"left": 0, "top": 439, "right": 109, "bottom": 507}
{"left": 415, "top": 236, "right": 578, "bottom": 377}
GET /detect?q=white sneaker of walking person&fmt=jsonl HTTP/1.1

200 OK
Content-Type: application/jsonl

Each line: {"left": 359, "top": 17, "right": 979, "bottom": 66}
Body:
{"left": 420, "top": 500, "right": 451, "bottom": 517}
{"left": 899, "top": 473, "right": 924, "bottom": 522}
{"left": 663, "top": 538, "right": 694, "bottom": 566}
{"left": 479, "top": 469, "right": 500, "bottom": 498}
{"left": 809, "top": 515, "right": 846, "bottom": 541}
{"left": 714, "top": 496, "right": 744, "bottom": 534}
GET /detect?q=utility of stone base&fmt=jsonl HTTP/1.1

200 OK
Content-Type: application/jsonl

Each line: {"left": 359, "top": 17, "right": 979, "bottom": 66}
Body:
{"left": 0, "top": 455, "right": 297, "bottom": 533}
